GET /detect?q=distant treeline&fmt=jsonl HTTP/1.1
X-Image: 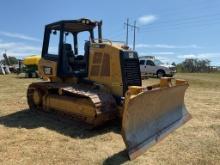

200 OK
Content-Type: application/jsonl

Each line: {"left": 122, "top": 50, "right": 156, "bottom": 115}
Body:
{"left": 0, "top": 56, "right": 18, "bottom": 65}
{"left": 172, "top": 58, "right": 219, "bottom": 73}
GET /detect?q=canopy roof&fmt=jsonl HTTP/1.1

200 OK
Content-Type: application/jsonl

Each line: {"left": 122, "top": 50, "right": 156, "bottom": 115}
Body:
{"left": 46, "top": 18, "right": 100, "bottom": 33}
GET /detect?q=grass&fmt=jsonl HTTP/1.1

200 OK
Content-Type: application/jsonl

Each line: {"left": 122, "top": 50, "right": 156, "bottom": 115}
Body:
{"left": 0, "top": 73, "right": 220, "bottom": 165}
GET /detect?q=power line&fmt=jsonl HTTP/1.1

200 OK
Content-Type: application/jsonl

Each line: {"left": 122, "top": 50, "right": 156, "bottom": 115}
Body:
{"left": 107, "top": 1, "right": 220, "bottom": 42}
{"left": 133, "top": 0, "right": 220, "bottom": 23}
{"left": 140, "top": 12, "right": 220, "bottom": 30}
{"left": 136, "top": 11, "right": 220, "bottom": 34}
{"left": 109, "top": 16, "right": 220, "bottom": 43}
{"left": 133, "top": 21, "right": 137, "bottom": 50}
{"left": 140, "top": 19, "right": 220, "bottom": 33}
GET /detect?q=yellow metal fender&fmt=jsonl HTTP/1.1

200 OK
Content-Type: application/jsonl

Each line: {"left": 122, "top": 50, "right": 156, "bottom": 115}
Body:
{"left": 121, "top": 78, "right": 191, "bottom": 160}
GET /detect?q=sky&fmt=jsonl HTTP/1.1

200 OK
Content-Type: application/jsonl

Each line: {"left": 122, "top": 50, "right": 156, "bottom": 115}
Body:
{"left": 0, "top": 0, "right": 220, "bottom": 65}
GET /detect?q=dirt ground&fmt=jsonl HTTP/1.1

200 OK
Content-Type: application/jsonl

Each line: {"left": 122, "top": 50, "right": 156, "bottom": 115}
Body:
{"left": 0, "top": 73, "right": 220, "bottom": 165}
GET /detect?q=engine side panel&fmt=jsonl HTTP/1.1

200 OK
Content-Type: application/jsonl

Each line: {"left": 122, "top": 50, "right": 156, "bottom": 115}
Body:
{"left": 88, "top": 43, "right": 124, "bottom": 96}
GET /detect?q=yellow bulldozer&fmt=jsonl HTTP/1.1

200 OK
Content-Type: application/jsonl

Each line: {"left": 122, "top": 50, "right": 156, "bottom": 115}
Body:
{"left": 27, "top": 18, "right": 191, "bottom": 160}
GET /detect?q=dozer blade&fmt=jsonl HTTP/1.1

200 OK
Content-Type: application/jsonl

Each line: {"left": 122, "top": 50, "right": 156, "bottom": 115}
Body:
{"left": 121, "top": 78, "right": 191, "bottom": 160}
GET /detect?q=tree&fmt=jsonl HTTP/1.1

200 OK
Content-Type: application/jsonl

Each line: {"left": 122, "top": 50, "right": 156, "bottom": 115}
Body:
{"left": 8, "top": 56, "right": 18, "bottom": 65}
{"left": 171, "top": 62, "right": 176, "bottom": 66}
{"left": 0, "top": 56, "right": 18, "bottom": 65}
{"left": 177, "top": 58, "right": 211, "bottom": 72}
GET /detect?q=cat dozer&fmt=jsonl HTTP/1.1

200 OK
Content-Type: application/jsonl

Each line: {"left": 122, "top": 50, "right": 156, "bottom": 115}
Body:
{"left": 27, "top": 18, "right": 191, "bottom": 160}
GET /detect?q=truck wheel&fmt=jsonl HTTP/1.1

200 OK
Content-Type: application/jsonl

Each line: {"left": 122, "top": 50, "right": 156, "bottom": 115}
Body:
{"left": 157, "top": 70, "right": 165, "bottom": 78}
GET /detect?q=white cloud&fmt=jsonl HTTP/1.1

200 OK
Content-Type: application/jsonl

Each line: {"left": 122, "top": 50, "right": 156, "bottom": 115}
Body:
{"left": 0, "top": 31, "right": 41, "bottom": 42}
{"left": 138, "top": 52, "right": 176, "bottom": 64}
{"left": 0, "top": 42, "right": 17, "bottom": 49}
{"left": 148, "top": 51, "right": 175, "bottom": 55}
{"left": 138, "top": 15, "right": 157, "bottom": 25}
{"left": 154, "top": 44, "right": 177, "bottom": 49}
{"left": 0, "top": 40, "right": 41, "bottom": 59}
{"left": 178, "top": 53, "right": 220, "bottom": 59}
{"left": 178, "top": 54, "right": 196, "bottom": 59}
{"left": 138, "top": 51, "right": 175, "bottom": 56}
{"left": 17, "top": 45, "right": 41, "bottom": 52}
{"left": 157, "top": 56, "right": 174, "bottom": 63}
{"left": 136, "top": 44, "right": 201, "bottom": 49}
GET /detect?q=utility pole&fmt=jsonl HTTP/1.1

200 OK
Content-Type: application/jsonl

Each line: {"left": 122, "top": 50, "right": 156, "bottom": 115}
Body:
{"left": 124, "top": 19, "right": 139, "bottom": 50}
{"left": 124, "top": 18, "right": 129, "bottom": 46}
{"left": 133, "top": 21, "right": 137, "bottom": 50}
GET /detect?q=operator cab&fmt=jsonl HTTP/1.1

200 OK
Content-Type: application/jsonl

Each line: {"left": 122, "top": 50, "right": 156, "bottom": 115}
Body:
{"left": 42, "top": 18, "right": 102, "bottom": 78}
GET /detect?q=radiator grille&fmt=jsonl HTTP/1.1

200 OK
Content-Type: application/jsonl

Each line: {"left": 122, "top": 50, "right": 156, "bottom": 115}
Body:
{"left": 124, "top": 59, "right": 141, "bottom": 86}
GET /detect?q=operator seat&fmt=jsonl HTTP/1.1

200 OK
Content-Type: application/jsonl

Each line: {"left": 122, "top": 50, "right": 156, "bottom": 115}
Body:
{"left": 63, "top": 43, "right": 75, "bottom": 64}
{"left": 63, "top": 43, "right": 75, "bottom": 73}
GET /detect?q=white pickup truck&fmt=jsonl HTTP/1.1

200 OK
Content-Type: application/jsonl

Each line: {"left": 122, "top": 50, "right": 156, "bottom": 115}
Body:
{"left": 139, "top": 57, "right": 176, "bottom": 78}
